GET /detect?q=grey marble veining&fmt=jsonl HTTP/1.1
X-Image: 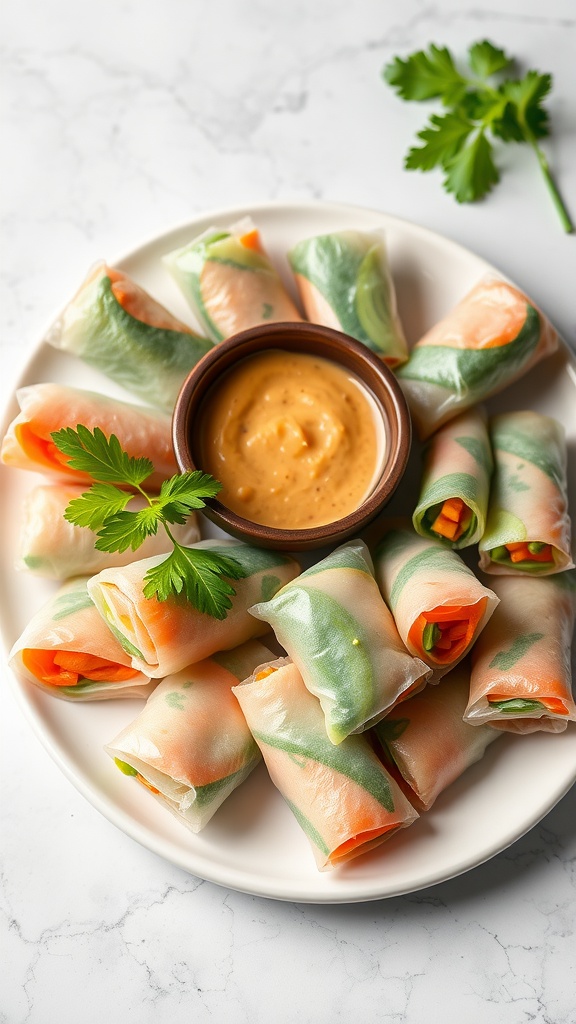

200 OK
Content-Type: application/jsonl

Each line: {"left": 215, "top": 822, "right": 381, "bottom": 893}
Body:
{"left": 1, "top": 1, "right": 575, "bottom": 1022}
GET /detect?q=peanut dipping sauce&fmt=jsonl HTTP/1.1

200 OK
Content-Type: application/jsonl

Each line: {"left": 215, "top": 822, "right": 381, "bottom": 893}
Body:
{"left": 198, "top": 349, "right": 387, "bottom": 529}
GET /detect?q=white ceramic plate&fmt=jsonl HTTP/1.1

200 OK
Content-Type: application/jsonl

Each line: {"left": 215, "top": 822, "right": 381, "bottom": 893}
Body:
{"left": 1, "top": 200, "right": 575, "bottom": 903}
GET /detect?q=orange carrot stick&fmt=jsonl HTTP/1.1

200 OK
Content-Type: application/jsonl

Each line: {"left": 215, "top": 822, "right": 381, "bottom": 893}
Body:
{"left": 239, "top": 229, "right": 263, "bottom": 252}
{"left": 408, "top": 599, "right": 487, "bottom": 663}
{"left": 22, "top": 648, "right": 138, "bottom": 687}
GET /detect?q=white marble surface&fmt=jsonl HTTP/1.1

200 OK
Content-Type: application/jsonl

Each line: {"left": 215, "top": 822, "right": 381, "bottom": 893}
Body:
{"left": 1, "top": 1, "right": 576, "bottom": 1021}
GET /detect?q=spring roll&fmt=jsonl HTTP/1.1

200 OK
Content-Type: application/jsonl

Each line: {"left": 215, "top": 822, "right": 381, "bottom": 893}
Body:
{"left": 397, "top": 275, "right": 558, "bottom": 439}
{"left": 479, "top": 411, "right": 573, "bottom": 575}
{"left": 374, "top": 527, "right": 498, "bottom": 677}
{"left": 249, "top": 540, "right": 431, "bottom": 745}
{"left": 373, "top": 663, "right": 499, "bottom": 810}
{"left": 45, "top": 263, "right": 212, "bottom": 413}
{"left": 88, "top": 540, "right": 300, "bottom": 677}
{"left": 465, "top": 572, "right": 576, "bottom": 733}
{"left": 163, "top": 217, "right": 302, "bottom": 342}
{"left": 288, "top": 230, "right": 408, "bottom": 366}
{"left": 0, "top": 382, "right": 176, "bottom": 490}
{"left": 9, "top": 577, "right": 153, "bottom": 701}
{"left": 106, "top": 639, "right": 271, "bottom": 831}
{"left": 233, "top": 658, "right": 418, "bottom": 871}
{"left": 16, "top": 483, "right": 200, "bottom": 580}
{"left": 412, "top": 407, "right": 493, "bottom": 548}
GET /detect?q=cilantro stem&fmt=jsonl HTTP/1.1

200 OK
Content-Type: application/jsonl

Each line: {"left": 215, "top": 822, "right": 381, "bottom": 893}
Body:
{"left": 527, "top": 134, "right": 573, "bottom": 233}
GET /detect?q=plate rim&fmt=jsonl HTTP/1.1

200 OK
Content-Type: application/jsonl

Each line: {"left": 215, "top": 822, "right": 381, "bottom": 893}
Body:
{"left": 2, "top": 197, "right": 575, "bottom": 904}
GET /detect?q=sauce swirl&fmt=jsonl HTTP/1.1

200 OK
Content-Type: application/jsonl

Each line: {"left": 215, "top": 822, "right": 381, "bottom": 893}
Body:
{"left": 198, "top": 349, "right": 387, "bottom": 529}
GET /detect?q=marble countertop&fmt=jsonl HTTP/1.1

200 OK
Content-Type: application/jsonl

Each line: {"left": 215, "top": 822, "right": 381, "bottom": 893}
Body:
{"left": 2, "top": 1, "right": 575, "bottom": 1021}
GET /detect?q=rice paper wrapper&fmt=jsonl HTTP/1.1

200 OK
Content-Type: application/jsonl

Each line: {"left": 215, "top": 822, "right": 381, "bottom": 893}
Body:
{"left": 88, "top": 540, "right": 300, "bottom": 677}
{"left": 288, "top": 230, "right": 408, "bottom": 366}
{"left": 9, "top": 577, "right": 153, "bottom": 701}
{"left": 16, "top": 483, "right": 200, "bottom": 580}
{"left": 412, "top": 406, "right": 493, "bottom": 548}
{"left": 163, "top": 217, "right": 302, "bottom": 342}
{"left": 479, "top": 411, "right": 573, "bottom": 576}
{"left": 249, "top": 540, "right": 431, "bottom": 746}
{"left": 397, "top": 275, "right": 558, "bottom": 439}
{"left": 374, "top": 528, "right": 498, "bottom": 677}
{"left": 45, "top": 262, "right": 212, "bottom": 413}
{"left": 233, "top": 658, "right": 418, "bottom": 871}
{"left": 373, "top": 663, "right": 499, "bottom": 811}
{"left": 106, "top": 639, "right": 271, "bottom": 832}
{"left": 0, "top": 382, "right": 176, "bottom": 490}
{"left": 466, "top": 572, "right": 576, "bottom": 733}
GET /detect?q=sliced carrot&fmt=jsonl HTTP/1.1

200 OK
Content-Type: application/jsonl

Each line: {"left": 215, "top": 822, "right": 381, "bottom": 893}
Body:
{"left": 255, "top": 666, "right": 278, "bottom": 681}
{"left": 430, "top": 512, "right": 459, "bottom": 540}
{"left": 442, "top": 497, "right": 465, "bottom": 523}
{"left": 136, "top": 774, "right": 161, "bottom": 795}
{"left": 505, "top": 542, "right": 552, "bottom": 564}
{"left": 239, "top": 229, "right": 263, "bottom": 252}
{"left": 111, "top": 284, "right": 128, "bottom": 306}
{"left": 415, "top": 278, "right": 529, "bottom": 352}
{"left": 408, "top": 599, "right": 487, "bottom": 664}
{"left": 331, "top": 824, "right": 397, "bottom": 862}
{"left": 22, "top": 647, "right": 137, "bottom": 687}
{"left": 430, "top": 497, "right": 472, "bottom": 542}
{"left": 14, "top": 423, "right": 76, "bottom": 475}
{"left": 54, "top": 651, "right": 137, "bottom": 682}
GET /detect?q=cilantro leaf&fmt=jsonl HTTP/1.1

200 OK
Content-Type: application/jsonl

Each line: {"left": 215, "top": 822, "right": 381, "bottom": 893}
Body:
{"left": 64, "top": 483, "right": 133, "bottom": 531}
{"left": 155, "top": 471, "right": 222, "bottom": 525}
{"left": 405, "top": 111, "right": 474, "bottom": 171}
{"left": 143, "top": 546, "right": 248, "bottom": 619}
{"left": 502, "top": 70, "right": 551, "bottom": 140}
{"left": 383, "top": 44, "right": 468, "bottom": 106}
{"left": 95, "top": 507, "right": 162, "bottom": 553}
{"left": 51, "top": 425, "right": 248, "bottom": 618}
{"left": 443, "top": 130, "right": 499, "bottom": 202}
{"left": 382, "top": 40, "right": 572, "bottom": 231}
{"left": 467, "top": 40, "right": 512, "bottom": 79}
{"left": 51, "top": 425, "right": 154, "bottom": 486}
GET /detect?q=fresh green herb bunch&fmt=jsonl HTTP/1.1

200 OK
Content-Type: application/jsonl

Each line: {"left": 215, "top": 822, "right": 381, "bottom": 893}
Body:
{"left": 383, "top": 40, "right": 572, "bottom": 232}
{"left": 51, "top": 425, "right": 247, "bottom": 619}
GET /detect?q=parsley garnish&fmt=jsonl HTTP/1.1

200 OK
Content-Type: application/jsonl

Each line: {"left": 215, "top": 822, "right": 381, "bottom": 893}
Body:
{"left": 383, "top": 40, "right": 573, "bottom": 232}
{"left": 51, "top": 426, "right": 247, "bottom": 619}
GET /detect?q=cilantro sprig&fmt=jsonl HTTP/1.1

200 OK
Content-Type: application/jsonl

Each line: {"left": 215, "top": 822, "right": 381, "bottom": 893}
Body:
{"left": 383, "top": 40, "right": 573, "bottom": 232}
{"left": 51, "top": 426, "right": 247, "bottom": 620}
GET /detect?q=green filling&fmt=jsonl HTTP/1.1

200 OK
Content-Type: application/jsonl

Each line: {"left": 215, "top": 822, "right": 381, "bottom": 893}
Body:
{"left": 51, "top": 589, "right": 94, "bottom": 621}
{"left": 491, "top": 425, "right": 565, "bottom": 488}
{"left": 422, "top": 621, "right": 441, "bottom": 652}
{"left": 397, "top": 305, "right": 540, "bottom": 396}
{"left": 115, "top": 758, "right": 139, "bottom": 776}
{"left": 489, "top": 546, "right": 554, "bottom": 573}
{"left": 252, "top": 583, "right": 376, "bottom": 743}
{"left": 385, "top": 542, "right": 471, "bottom": 610}
{"left": 289, "top": 234, "right": 398, "bottom": 356}
{"left": 206, "top": 543, "right": 292, "bottom": 577}
{"left": 297, "top": 542, "right": 373, "bottom": 579}
{"left": 454, "top": 434, "right": 493, "bottom": 477}
{"left": 22, "top": 555, "right": 45, "bottom": 570}
{"left": 488, "top": 698, "right": 547, "bottom": 714}
{"left": 103, "top": 616, "right": 146, "bottom": 661}
{"left": 82, "top": 276, "right": 212, "bottom": 411}
{"left": 284, "top": 798, "right": 331, "bottom": 857}
{"left": 415, "top": 466, "right": 487, "bottom": 546}
{"left": 192, "top": 762, "right": 258, "bottom": 808}
{"left": 253, "top": 729, "right": 395, "bottom": 812}
{"left": 488, "top": 632, "right": 545, "bottom": 671}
